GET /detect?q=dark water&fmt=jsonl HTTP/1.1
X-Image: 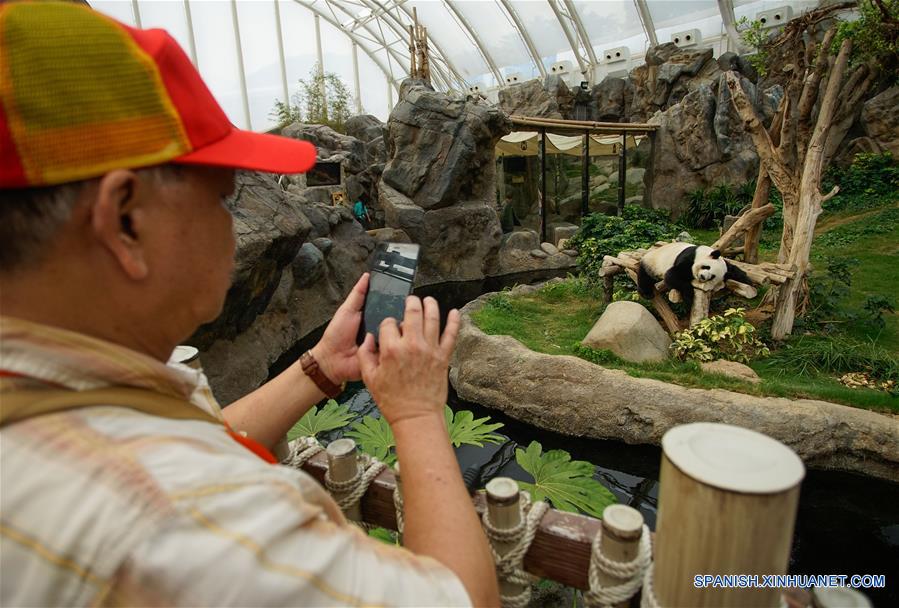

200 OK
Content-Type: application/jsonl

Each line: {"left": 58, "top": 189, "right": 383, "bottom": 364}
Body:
{"left": 269, "top": 272, "right": 898, "bottom": 606}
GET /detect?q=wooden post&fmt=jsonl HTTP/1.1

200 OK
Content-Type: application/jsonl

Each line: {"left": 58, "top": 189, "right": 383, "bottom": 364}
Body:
{"left": 603, "top": 274, "right": 615, "bottom": 304}
{"left": 689, "top": 282, "right": 713, "bottom": 326}
{"left": 744, "top": 168, "right": 771, "bottom": 264}
{"left": 326, "top": 438, "right": 362, "bottom": 522}
{"left": 540, "top": 128, "right": 547, "bottom": 244}
{"left": 652, "top": 423, "right": 805, "bottom": 607}
{"left": 617, "top": 135, "right": 627, "bottom": 215}
{"left": 486, "top": 477, "right": 525, "bottom": 601}
{"left": 582, "top": 129, "right": 590, "bottom": 217}
{"left": 597, "top": 504, "right": 644, "bottom": 608}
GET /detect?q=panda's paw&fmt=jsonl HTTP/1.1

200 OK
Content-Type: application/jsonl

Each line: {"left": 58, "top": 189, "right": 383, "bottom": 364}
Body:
{"left": 668, "top": 291, "right": 682, "bottom": 304}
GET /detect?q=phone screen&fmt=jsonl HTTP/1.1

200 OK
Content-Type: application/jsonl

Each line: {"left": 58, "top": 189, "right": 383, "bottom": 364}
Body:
{"left": 358, "top": 242, "right": 420, "bottom": 345}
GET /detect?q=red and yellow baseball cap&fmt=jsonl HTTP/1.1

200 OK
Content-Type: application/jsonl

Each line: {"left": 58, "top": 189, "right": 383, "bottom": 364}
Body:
{"left": 0, "top": 1, "right": 316, "bottom": 188}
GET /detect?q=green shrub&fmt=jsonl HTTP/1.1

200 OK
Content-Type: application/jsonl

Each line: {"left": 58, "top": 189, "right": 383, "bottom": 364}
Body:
{"left": 681, "top": 183, "right": 752, "bottom": 229}
{"left": 671, "top": 308, "right": 769, "bottom": 363}
{"left": 758, "top": 335, "right": 899, "bottom": 386}
{"left": 825, "top": 152, "right": 899, "bottom": 195}
{"left": 568, "top": 212, "right": 678, "bottom": 283}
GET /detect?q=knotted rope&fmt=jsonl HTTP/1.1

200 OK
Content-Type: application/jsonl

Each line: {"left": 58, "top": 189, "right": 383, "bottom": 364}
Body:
{"left": 324, "top": 452, "right": 387, "bottom": 512}
{"left": 284, "top": 435, "right": 324, "bottom": 467}
{"left": 481, "top": 493, "right": 550, "bottom": 608}
{"left": 584, "top": 524, "right": 652, "bottom": 608}
{"left": 640, "top": 560, "right": 661, "bottom": 608}
{"left": 392, "top": 484, "right": 405, "bottom": 535}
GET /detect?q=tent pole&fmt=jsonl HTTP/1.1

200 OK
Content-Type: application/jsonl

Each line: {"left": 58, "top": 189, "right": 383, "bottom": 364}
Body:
{"left": 581, "top": 129, "right": 589, "bottom": 217}
{"left": 618, "top": 134, "right": 627, "bottom": 215}
{"left": 540, "top": 128, "right": 547, "bottom": 244}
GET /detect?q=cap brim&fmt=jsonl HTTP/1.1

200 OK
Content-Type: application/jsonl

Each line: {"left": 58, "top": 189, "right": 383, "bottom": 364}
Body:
{"left": 174, "top": 128, "right": 317, "bottom": 174}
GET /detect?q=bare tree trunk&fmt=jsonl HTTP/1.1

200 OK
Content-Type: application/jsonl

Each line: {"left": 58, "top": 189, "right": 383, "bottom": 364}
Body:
{"left": 744, "top": 166, "right": 770, "bottom": 264}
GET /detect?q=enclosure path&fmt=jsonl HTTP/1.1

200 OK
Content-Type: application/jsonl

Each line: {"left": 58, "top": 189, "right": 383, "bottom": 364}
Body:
{"left": 813, "top": 203, "right": 899, "bottom": 234}
{"left": 450, "top": 293, "right": 899, "bottom": 483}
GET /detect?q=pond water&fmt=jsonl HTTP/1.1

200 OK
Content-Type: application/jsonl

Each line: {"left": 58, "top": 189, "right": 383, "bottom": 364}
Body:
{"left": 269, "top": 272, "right": 898, "bottom": 606}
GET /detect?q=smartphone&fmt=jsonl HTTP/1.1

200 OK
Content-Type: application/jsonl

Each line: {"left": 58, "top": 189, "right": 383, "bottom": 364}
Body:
{"left": 357, "top": 242, "right": 421, "bottom": 345}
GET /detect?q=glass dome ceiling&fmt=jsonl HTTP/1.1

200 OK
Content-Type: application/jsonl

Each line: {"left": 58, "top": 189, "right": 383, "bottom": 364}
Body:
{"left": 89, "top": 1, "right": 821, "bottom": 131}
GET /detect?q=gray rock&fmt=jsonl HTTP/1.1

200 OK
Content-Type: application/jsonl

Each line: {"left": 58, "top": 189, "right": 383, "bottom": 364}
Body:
{"left": 540, "top": 242, "right": 560, "bottom": 256}
{"left": 291, "top": 242, "right": 326, "bottom": 288}
{"left": 450, "top": 297, "right": 899, "bottom": 482}
{"left": 382, "top": 82, "right": 511, "bottom": 210}
{"left": 592, "top": 77, "right": 628, "bottom": 121}
{"left": 530, "top": 249, "right": 549, "bottom": 259}
{"left": 190, "top": 172, "right": 310, "bottom": 347}
{"left": 862, "top": 86, "right": 899, "bottom": 158}
{"left": 345, "top": 114, "right": 384, "bottom": 143}
{"left": 581, "top": 301, "right": 671, "bottom": 363}
{"left": 626, "top": 167, "right": 646, "bottom": 185}
{"left": 368, "top": 227, "right": 412, "bottom": 244}
{"left": 497, "top": 76, "right": 573, "bottom": 119}
{"left": 701, "top": 360, "right": 761, "bottom": 384}
{"left": 676, "top": 231, "right": 694, "bottom": 243}
{"left": 282, "top": 123, "right": 367, "bottom": 175}
{"left": 312, "top": 237, "right": 333, "bottom": 254}
{"left": 502, "top": 229, "right": 539, "bottom": 251}
{"left": 550, "top": 223, "right": 578, "bottom": 246}
{"left": 625, "top": 196, "right": 644, "bottom": 205}
{"left": 562, "top": 249, "right": 578, "bottom": 257}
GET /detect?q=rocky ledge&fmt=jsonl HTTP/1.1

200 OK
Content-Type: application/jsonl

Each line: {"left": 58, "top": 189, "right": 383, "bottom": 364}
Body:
{"left": 449, "top": 292, "right": 899, "bottom": 482}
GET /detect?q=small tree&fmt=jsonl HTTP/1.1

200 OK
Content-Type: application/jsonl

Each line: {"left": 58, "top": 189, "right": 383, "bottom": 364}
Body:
{"left": 727, "top": 2, "right": 886, "bottom": 339}
{"left": 270, "top": 63, "right": 355, "bottom": 132}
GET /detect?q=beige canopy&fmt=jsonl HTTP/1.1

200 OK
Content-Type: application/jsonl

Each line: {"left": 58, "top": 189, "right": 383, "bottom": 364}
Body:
{"left": 496, "top": 131, "right": 645, "bottom": 157}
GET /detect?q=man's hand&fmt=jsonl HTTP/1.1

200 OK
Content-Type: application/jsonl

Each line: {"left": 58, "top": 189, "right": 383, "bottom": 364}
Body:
{"left": 310, "top": 273, "right": 369, "bottom": 385}
{"left": 357, "top": 296, "right": 460, "bottom": 426}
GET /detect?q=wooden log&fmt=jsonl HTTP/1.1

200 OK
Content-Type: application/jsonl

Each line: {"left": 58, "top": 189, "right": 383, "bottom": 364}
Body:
{"left": 712, "top": 203, "right": 776, "bottom": 253}
{"left": 726, "top": 259, "right": 791, "bottom": 285}
{"left": 485, "top": 478, "right": 526, "bottom": 601}
{"left": 689, "top": 282, "right": 713, "bottom": 326}
{"left": 299, "top": 452, "right": 602, "bottom": 589}
{"left": 603, "top": 274, "right": 615, "bottom": 304}
{"left": 744, "top": 168, "right": 771, "bottom": 264}
{"left": 653, "top": 293, "right": 683, "bottom": 335}
{"left": 596, "top": 505, "right": 645, "bottom": 608}
{"left": 326, "top": 439, "right": 362, "bottom": 522}
{"left": 725, "top": 280, "right": 758, "bottom": 299}
{"left": 652, "top": 423, "right": 804, "bottom": 607}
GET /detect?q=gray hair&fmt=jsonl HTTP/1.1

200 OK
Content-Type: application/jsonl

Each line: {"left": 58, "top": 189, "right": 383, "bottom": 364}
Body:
{"left": 0, "top": 165, "right": 184, "bottom": 274}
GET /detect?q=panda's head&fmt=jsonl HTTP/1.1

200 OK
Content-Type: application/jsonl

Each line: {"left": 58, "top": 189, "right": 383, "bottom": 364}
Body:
{"left": 692, "top": 247, "right": 727, "bottom": 284}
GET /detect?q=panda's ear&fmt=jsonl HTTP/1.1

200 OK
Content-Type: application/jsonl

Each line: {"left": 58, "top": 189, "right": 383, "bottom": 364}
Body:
{"left": 709, "top": 249, "right": 722, "bottom": 259}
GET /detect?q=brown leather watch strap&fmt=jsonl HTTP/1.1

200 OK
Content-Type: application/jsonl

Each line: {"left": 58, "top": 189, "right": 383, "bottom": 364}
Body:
{"left": 299, "top": 350, "right": 343, "bottom": 398}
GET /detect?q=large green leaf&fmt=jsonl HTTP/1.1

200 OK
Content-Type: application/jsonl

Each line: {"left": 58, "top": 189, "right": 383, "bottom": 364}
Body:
{"left": 345, "top": 415, "right": 396, "bottom": 465}
{"left": 287, "top": 399, "right": 354, "bottom": 441}
{"left": 515, "top": 441, "right": 616, "bottom": 518}
{"left": 444, "top": 406, "right": 505, "bottom": 448}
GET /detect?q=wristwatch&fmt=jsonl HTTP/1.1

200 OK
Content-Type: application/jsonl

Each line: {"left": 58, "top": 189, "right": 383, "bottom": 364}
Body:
{"left": 300, "top": 350, "right": 344, "bottom": 398}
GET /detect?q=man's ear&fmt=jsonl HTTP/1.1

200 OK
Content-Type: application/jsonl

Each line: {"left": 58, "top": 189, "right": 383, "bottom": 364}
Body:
{"left": 90, "top": 169, "right": 150, "bottom": 280}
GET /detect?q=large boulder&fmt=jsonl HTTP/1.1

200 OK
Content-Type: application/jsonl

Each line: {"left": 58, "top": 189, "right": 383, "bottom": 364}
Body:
{"left": 628, "top": 44, "right": 716, "bottom": 121}
{"left": 591, "top": 77, "right": 628, "bottom": 121}
{"left": 345, "top": 114, "right": 385, "bottom": 143}
{"left": 450, "top": 295, "right": 899, "bottom": 482}
{"left": 581, "top": 301, "right": 671, "bottom": 363}
{"left": 862, "top": 86, "right": 899, "bottom": 158}
{"left": 382, "top": 83, "right": 510, "bottom": 210}
{"left": 282, "top": 123, "right": 367, "bottom": 175}
{"left": 497, "top": 75, "right": 574, "bottom": 119}
{"left": 191, "top": 172, "right": 310, "bottom": 347}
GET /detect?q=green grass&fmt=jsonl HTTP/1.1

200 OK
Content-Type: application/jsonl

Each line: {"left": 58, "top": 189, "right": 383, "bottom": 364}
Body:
{"left": 472, "top": 278, "right": 899, "bottom": 413}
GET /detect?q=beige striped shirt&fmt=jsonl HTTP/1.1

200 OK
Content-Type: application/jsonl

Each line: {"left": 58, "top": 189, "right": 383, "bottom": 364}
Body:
{"left": 0, "top": 316, "right": 470, "bottom": 607}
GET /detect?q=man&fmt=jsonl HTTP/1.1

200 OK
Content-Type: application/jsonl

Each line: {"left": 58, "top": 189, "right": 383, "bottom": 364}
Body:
{"left": 0, "top": 2, "right": 499, "bottom": 606}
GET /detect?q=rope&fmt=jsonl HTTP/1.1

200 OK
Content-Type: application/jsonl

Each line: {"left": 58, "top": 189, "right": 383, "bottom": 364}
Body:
{"left": 284, "top": 436, "right": 324, "bottom": 467}
{"left": 325, "top": 452, "right": 387, "bottom": 512}
{"left": 640, "top": 560, "right": 661, "bottom": 608}
{"left": 393, "top": 484, "right": 404, "bottom": 535}
{"left": 481, "top": 493, "right": 550, "bottom": 608}
{"left": 584, "top": 524, "right": 652, "bottom": 608}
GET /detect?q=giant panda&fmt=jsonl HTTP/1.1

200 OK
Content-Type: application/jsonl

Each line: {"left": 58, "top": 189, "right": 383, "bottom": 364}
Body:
{"left": 636, "top": 243, "right": 753, "bottom": 309}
